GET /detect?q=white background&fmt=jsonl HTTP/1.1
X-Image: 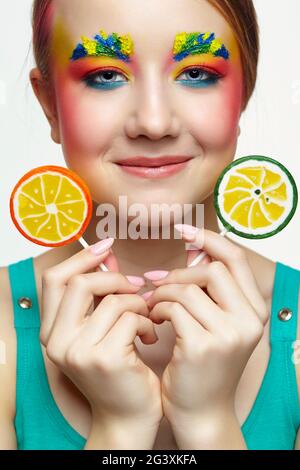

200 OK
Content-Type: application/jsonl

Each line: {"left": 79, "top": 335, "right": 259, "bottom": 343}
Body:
{"left": 0, "top": 0, "right": 299, "bottom": 268}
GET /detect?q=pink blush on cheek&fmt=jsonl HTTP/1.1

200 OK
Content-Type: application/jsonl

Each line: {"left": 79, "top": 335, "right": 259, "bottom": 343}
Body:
{"left": 54, "top": 74, "right": 116, "bottom": 158}
{"left": 188, "top": 64, "right": 243, "bottom": 149}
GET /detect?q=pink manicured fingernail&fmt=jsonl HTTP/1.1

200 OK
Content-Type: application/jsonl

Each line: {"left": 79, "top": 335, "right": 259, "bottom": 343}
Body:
{"left": 175, "top": 224, "right": 204, "bottom": 249}
{"left": 141, "top": 290, "right": 154, "bottom": 300}
{"left": 174, "top": 224, "right": 199, "bottom": 236}
{"left": 185, "top": 242, "right": 201, "bottom": 251}
{"left": 144, "top": 271, "right": 169, "bottom": 281}
{"left": 126, "top": 276, "right": 145, "bottom": 287}
{"left": 182, "top": 234, "right": 195, "bottom": 242}
{"left": 90, "top": 238, "right": 114, "bottom": 255}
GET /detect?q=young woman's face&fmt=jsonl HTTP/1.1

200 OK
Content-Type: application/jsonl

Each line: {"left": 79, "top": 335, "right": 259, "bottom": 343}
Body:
{"left": 49, "top": 0, "right": 243, "bottom": 211}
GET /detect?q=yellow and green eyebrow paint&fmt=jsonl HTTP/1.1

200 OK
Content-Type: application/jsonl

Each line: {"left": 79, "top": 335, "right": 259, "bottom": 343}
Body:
{"left": 172, "top": 32, "right": 229, "bottom": 61}
{"left": 69, "top": 29, "right": 229, "bottom": 64}
{"left": 70, "top": 29, "right": 134, "bottom": 63}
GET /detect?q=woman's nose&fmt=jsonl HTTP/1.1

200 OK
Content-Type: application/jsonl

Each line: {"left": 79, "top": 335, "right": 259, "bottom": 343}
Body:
{"left": 124, "top": 71, "right": 181, "bottom": 140}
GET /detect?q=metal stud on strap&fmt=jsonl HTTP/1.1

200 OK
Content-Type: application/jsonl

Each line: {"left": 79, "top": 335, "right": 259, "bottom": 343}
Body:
{"left": 277, "top": 307, "right": 292, "bottom": 322}
{"left": 18, "top": 297, "right": 32, "bottom": 309}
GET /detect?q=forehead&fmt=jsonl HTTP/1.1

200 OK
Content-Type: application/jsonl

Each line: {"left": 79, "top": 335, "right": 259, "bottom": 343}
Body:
{"left": 53, "top": 0, "right": 238, "bottom": 56}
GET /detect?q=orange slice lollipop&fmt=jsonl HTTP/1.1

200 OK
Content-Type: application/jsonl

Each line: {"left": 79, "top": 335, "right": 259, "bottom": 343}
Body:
{"left": 10, "top": 166, "right": 93, "bottom": 247}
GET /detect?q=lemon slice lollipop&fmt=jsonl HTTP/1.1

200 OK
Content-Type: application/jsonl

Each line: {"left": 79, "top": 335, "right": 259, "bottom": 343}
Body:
{"left": 214, "top": 155, "right": 298, "bottom": 239}
{"left": 10, "top": 166, "right": 93, "bottom": 247}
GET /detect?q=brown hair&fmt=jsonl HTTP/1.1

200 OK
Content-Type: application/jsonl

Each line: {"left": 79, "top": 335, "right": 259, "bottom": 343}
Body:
{"left": 32, "top": 0, "right": 259, "bottom": 110}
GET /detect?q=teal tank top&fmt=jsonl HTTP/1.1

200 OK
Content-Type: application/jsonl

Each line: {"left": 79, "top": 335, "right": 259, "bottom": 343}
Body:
{"left": 8, "top": 257, "right": 300, "bottom": 450}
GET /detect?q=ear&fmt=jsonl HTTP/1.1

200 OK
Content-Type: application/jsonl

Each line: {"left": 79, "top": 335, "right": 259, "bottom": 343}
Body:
{"left": 29, "top": 68, "right": 61, "bottom": 144}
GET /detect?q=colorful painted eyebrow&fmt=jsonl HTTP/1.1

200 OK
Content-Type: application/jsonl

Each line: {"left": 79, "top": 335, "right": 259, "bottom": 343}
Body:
{"left": 70, "top": 30, "right": 229, "bottom": 64}
{"left": 173, "top": 32, "right": 229, "bottom": 61}
{"left": 70, "top": 29, "right": 134, "bottom": 63}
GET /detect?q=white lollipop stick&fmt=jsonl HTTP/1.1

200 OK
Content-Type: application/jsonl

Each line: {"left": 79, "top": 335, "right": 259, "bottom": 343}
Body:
{"left": 78, "top": 237, "right": 109, "bottom": 272}
{"left": 188, "top": 228, "right": 229, "bottom": 268}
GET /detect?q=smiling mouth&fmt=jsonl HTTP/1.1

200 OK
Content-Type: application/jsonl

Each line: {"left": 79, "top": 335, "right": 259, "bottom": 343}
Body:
{"left": 117, "top": 159, "right": 192, "bottom": 178}
{"left": 117, "top": 160, "right": 189, "bottom": 168}
{"left": 117, "top": 156, "right": 193, "bottom": 166}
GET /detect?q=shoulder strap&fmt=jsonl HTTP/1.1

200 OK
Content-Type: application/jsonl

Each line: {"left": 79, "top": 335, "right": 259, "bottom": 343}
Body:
{"left": 270, "top": 261, "right": 300, "bottom": 343}
{"left": 7, "top": 257, "right": 88, "bottom": 449}
{"left": 8, "top": 257, "right": 41, "bottom": 329}
{"left": 8, "top": 257, "right": 42, "bottom": 433}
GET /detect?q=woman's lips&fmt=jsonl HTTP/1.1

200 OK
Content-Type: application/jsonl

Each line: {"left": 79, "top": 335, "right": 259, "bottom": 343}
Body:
{"left": 118, "top": 161, "right": 190, "bottom": 178}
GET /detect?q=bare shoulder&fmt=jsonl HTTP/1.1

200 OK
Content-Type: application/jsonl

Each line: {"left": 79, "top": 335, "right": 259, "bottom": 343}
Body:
{"left": 0, "top": 265, "right": 17, "bottom": 448}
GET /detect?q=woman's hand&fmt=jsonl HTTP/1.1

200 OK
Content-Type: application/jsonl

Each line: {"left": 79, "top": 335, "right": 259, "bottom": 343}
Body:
{"left": 144, "top": 228, "right": 268, "bottom": 447}
{"left": 40, "top": 239, "right": 163, "bottom": 446}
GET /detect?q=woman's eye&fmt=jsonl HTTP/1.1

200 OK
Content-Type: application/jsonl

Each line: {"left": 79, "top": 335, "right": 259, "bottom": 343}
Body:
{"left": 84, "top": 70, "right": 128, "bottom": 90}
{"left": 176, "top": 68, "right": 221, "bottom": 88}
{"left": 83, "top": 67, "right": 221, "bottom": 91}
